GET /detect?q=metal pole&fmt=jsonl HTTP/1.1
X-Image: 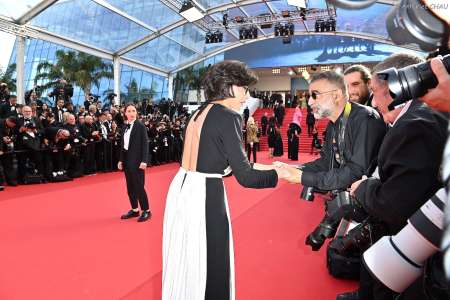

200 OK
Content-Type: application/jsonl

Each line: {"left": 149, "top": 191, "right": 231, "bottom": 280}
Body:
{"left": 113, "top": 56, "right": 121, "bottom": 105}
{"left": 16, "top": 36, "right": 26, "bottom": 105}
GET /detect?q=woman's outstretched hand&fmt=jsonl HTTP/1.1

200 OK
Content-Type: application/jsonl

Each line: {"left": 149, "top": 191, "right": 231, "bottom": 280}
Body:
{"left": 274, "top": 165, "right": 302, "bottom": 184}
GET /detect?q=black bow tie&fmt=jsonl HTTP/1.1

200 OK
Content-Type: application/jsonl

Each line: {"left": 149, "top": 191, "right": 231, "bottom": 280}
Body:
{"left": 125, "top": 124, "right": 131, "bottom": 130}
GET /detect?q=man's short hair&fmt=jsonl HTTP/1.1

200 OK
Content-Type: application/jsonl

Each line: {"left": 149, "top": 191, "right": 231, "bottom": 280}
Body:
{"left": 344, "top": 65, "right": 372, "bottom": 83}
{"left": 310, "top": 71, "right": 348, "bottom": 98}
{"left": 372, "top": 53, "right": 425, "bottom": 74}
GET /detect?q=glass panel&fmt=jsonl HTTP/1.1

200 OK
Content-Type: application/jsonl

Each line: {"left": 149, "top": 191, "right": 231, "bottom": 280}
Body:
{"left": 152, "top": 75, "right": 164, "bottom": 99}
{"left": 196, "top": 0, "right": 232, "bottom": 9}
{"left": 120, "top": 71, "right": 132, "bottom": 95}
{"left": 166, "top": 23, "right": 206, "bottom": 54}
{"left": 140, "top": 72, "right": 154, "bottom": 98}
{"left": 105, "top": 0, "right": 182, "bottom": 29}
{"left": 0, "top": 0, "right": 43, "bottom": 19}
{"left": 240, "top": 3, "right": 270, "bottom": 16}
{"left": 227, "top": 7, "right": 246, "bottom": 19}
{"left": 31, "top": 0, "right": 153, "bottom": 52}
{"left": 336, "top": 3, "right": 391, "bottom": 38}
{"left": 268, "top": 0, "right": 298, "bottom": 13}
{"left": 306, "top": 0, "right": 328, "bottom": 9}
{"left": 125, "top": 35, "right": 198, "bottom": 70}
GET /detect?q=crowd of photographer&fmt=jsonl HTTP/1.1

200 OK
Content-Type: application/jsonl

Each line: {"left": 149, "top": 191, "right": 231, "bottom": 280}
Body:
{"left": 0, "top": 88, "right": 189, "bottom": 191}
{"left": 276, "top": 51, "right": 450, "bottom": 300}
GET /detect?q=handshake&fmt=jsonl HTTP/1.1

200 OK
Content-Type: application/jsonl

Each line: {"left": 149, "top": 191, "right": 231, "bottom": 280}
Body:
{"left": 254, "top": 161, "right": 302, "bottom": 184}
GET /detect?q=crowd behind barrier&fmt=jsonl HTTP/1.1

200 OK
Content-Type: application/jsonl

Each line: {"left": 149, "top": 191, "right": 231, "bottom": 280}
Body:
{"left": 0, "top": 90, "right": 189, "bottom": 189}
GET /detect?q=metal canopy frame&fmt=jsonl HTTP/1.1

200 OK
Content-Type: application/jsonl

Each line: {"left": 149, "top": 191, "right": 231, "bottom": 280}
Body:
{"left": 0, "top": 0, "right": 409, "bottom": 80}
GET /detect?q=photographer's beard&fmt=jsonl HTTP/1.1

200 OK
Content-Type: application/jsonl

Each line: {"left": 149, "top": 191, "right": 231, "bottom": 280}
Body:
{"left": 312, "top": 98, "right": 335, "bottom": 120}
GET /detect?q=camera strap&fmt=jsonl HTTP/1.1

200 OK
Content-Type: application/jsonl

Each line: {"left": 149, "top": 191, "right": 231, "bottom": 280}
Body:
{"left": 335, "top": 102, "right": 352, "bottom": 166}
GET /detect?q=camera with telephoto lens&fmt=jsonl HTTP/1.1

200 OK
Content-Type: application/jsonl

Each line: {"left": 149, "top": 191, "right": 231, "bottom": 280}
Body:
{"left": 326, "top": 0, "right": 376, "bottom": 9}
{"left": 377, "top": 54, "right": 450, "bottom": 110}
{"left": 329, "top": 218, "right": 386, "bottom": 254}
{"left": 363, "top": 188, "right": 446, "bottom": 293}
{"left": 305, "top": 191, "right": 365, "bottom": 251}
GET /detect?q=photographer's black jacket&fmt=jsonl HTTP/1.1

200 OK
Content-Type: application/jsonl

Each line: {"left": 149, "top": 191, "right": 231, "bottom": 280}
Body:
{"left": 354, "top": 100, "right": 448, "bottom": 233}
{"left": 302, "top": 102, "right": 386, "bottom": 191}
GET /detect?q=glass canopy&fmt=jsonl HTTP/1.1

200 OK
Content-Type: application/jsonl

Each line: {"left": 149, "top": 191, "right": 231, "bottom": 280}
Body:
{"left": 0, "top": 0, "right": 412, "bottom": 76}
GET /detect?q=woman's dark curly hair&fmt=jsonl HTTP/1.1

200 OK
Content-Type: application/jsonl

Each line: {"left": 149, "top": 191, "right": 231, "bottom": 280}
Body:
{"left": 202, "top": 60, "right": 257, "bottom": 102}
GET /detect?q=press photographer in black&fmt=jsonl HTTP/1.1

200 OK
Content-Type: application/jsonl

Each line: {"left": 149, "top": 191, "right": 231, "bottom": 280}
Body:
{"left": 0, "top": 116, "right": 18, "bottom": 186}
{"left": 48, "top": 79, "right": 73, "bottom": 104}
{"left": 339, "top": 53, "right": 449, "bottom": 300}
{"left": 276, "top": 71, "right": 386, "bottom": 251}
{"left": 0, "top": 94, "right": 18, "bottom": 119}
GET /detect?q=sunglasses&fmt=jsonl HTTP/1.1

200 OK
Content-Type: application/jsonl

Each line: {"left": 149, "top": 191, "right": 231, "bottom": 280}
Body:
{"left": 310, "top": 89, "right": 338, "bottom": 100}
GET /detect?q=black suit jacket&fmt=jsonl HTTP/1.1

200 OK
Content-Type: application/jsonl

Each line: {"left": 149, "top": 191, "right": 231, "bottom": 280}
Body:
{"left": 120, "top": 121, "right": 149, "bottom": 168}
{"left": 52, "top": 107, "right": 67, "bottom": 124}
{"left": 0, "top": 103, "right": 18, "bottom": 118}
{"left": 355, "top": 100, "right": 448, "bottom": 234}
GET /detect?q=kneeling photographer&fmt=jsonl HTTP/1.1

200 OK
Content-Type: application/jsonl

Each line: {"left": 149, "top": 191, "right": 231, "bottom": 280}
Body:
{"left": 337, "top": 53, "right": 449, "bottom": 300}
{"left": 278, "top": 70, "right": 386, "bottom": 252}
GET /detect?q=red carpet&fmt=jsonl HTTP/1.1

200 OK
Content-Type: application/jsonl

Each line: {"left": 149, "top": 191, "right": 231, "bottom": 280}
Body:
{"left": 0, "top": 152, "right": 356, "bottom": 300}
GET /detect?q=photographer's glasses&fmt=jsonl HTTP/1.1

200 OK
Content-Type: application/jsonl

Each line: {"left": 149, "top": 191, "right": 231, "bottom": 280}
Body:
{"left": 310, "top": 89, "right": 338, "bottom": 100}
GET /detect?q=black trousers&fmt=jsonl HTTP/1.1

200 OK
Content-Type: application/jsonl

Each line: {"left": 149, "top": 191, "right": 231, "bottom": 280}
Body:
{"left": 246, "top": 143, "right": 257, "bottom": 163}
{"left": 262, "top": 124, "right": 267, "bottom": 136}
{"left": 0, "top": 153, "right": 17, "bottom": 184}
{"left": 123, "top": 161, "right": 149, "bottom": 211}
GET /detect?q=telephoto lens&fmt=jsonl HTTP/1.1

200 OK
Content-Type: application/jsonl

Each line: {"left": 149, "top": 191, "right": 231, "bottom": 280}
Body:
{"left": 377, "top": 54, "right": 450, "bottom": 109}
{"left": 386, "top": 0, "right": 447, "bottom": 52}
{"left": 363, "top": 188, "right": 446, "bottom": 293}
{"left": 326, "top": 0, "right": 376, "bottom": 9}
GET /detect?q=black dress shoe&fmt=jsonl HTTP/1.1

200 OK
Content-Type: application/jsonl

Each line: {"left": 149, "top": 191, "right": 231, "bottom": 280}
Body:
{"left": 137, "top": 211, "right": 152, "bottom": 222}
{"left": 121, "top": 210, "right": 140, "bottom": 219}
{"left": 336, "top": 290, "right": 360, "bottom": 300}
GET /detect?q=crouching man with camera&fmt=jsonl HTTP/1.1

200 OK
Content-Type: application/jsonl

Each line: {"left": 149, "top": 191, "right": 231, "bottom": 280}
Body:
{"left": 338, "top": 53, "right": 449, "bottom": 300}
{"left": 277, "top": 70, "right": 386, "bottom": 251}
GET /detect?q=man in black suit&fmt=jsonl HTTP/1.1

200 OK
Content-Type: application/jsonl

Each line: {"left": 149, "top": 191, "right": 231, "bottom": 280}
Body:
{"left": 0, "top": 94, "right": 18, "bottom": 119}
{"left": 17, "top": 105, "right": 44, "bottom": 183}
{"left": 118, "top": 103, "right": 151, "bottom": 222}
{"left": 339, "top": 54, "right": 449, "bottom": 300}
{"left": 53, "top": 98, "right": 67, "bottom": 125}
{"left": 0, "top": 116, "right": 18, "bottom": 186}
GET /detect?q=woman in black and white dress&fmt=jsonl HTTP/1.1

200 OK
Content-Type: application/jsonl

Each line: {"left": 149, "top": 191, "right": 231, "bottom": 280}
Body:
{"left": 162, "top": 61, "right": 290, "bottom": 300}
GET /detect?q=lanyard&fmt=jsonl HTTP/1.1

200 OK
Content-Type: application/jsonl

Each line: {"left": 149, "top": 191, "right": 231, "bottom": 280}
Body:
{"left": 334, "top": 102, "right": 352, "bottom": 166}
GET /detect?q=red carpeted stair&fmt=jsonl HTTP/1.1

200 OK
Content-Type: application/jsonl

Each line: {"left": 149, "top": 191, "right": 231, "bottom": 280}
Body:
{"left": 253, "top": 108, "right": 329, "bottom": 153}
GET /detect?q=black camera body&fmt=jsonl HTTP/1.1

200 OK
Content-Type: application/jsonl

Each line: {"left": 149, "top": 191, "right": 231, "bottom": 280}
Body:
{"left": 378, "top": 54, "right": 450, "bottom": 109}
{"left": 301, "top": 186, "right": 315, "bottom": 201}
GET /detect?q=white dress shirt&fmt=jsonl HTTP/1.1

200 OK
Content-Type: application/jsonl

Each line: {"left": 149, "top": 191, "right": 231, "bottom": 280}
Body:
{"left": 123, "top": 120, "right": 135, "bottom": 150}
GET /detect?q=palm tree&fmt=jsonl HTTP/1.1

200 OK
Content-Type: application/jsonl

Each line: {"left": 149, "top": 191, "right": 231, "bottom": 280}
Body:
{"left": 182, "top": 66, "right": 208, "bottom": 104}
{"left": 0, "top": 63, "right": 16, "bottom": 92}
{"left": 34, "top": 50, "right": 113, "bottom": 98}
